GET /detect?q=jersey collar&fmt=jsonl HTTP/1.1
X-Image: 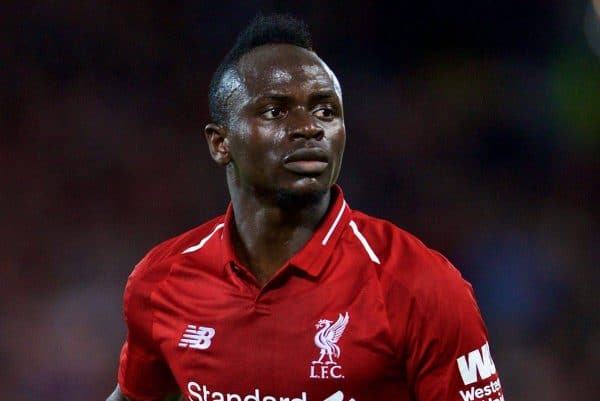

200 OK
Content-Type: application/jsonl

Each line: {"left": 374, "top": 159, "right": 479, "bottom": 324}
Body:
{"left": 219, "top": 185, "right": 351, "bottom": 278}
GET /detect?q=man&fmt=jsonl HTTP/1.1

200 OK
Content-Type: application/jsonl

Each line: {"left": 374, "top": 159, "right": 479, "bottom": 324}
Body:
{"left": 107, "top": 14, "right": 504, "bottom": 401}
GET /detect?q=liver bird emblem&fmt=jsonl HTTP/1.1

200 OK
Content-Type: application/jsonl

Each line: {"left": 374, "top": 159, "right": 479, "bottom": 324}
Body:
{"left": 312, "top": 312, "right": 350, "bottom": 364}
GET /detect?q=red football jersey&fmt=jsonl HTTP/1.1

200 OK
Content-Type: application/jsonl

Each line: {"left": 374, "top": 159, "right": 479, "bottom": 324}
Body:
{"left": 118, "top": 186, "right": 504, "bottom": 401}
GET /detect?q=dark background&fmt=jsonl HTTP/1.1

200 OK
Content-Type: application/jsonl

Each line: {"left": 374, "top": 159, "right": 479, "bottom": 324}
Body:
{"left": 1, "top": 1, "right": 598, "bottom": 400}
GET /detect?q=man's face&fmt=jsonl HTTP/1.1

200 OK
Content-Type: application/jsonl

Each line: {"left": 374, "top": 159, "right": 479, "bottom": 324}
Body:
{"left": 221, "top": 44, "right": 346, "bottom": 202}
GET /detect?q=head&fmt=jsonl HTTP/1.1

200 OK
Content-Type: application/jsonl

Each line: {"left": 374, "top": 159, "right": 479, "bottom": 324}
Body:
{"left": 205, "top": 14, "right": 346, "bottom": 206}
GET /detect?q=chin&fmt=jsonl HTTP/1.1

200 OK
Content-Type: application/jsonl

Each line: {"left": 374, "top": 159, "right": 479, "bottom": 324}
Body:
{"left": 275, "top": 179, "right": 330, "bottom": 207}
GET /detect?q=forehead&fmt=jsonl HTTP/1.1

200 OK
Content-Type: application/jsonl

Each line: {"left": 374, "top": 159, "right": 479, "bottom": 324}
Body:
{"left": 235, "top": 44, "right": 342, "bottom": 99}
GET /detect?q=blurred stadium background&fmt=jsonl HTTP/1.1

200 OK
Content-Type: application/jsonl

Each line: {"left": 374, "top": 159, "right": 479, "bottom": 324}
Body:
{"left": 1, "top": 1, "right": 598, "bottom": 400}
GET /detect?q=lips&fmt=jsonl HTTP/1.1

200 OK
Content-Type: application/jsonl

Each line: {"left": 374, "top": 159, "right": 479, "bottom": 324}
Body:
{"left": 283, "top": 147, "right": 329, "bottom": 175}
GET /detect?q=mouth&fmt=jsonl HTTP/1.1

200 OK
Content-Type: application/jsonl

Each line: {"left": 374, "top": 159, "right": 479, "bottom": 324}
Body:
{"left": 283, "top": 147, "right": 329, "bottom": 175}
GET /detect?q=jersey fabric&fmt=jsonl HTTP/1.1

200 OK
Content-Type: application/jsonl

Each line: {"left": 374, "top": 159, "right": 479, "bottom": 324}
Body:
{"left": 118, "top": 186, "right": 503, "bottom": 401}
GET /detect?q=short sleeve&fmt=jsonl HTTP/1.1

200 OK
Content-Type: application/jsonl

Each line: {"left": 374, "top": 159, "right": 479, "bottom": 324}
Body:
{"left": 405, "top": 257, "right": 504, "bottom": 401}
{"left": 118, "top": 260, "right": 179, "bottom": 401}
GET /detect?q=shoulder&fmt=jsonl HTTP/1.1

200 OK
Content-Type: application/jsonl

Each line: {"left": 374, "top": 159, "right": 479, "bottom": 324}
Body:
{"left": 128, "top": 215, "right": 225, "bottom": 283}
{"left": 348, "top": 209, "right": 474, "bottom": 307}
{"left": 123, "top": 215, "right": 225, "bottom": 313}
{"left": 348, "top": 210, "right": 486, "bottom": 353}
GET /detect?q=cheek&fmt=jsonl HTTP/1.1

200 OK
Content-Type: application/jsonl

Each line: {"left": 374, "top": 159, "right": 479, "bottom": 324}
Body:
{"left": 227, "top": 120, "right": 256, "bottom": 160}
{"left": 230, "top": 126, "right": 282, "bottom": 166}
{"left": 330, "top": 126, "right": 346, "bottom": 155}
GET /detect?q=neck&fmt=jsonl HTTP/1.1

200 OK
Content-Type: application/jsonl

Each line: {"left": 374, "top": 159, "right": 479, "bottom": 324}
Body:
{"left": 228, "top": 184, "right": 332, "bottom": 285}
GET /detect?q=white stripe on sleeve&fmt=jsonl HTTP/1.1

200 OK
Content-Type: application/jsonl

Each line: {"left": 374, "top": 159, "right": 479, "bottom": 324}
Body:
{"left": 182, "top": 223, "right": 225, "bottom": 254}
{"left": 348, "top": 220, "right": 381, "bottom": 264}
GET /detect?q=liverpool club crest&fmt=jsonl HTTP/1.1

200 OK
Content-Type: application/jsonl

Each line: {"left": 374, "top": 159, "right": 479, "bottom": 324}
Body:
{"left": 310, "top": 312, "right": 349, "bottom": 379}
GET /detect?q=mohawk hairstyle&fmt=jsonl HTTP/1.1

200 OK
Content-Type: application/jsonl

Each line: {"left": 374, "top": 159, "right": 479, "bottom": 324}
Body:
{"left": 208, "top": 14, "right": 313, "bottom": 126}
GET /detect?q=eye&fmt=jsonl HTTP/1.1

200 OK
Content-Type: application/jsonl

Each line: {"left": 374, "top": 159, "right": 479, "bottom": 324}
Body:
{"left": 313, "top": 106, "right": 336, "bottom": 120}
{"left": 261, "top": 106, "right": 287, "bottom": 120}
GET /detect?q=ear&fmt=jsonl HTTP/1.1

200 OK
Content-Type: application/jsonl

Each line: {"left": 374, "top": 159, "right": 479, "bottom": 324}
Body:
{"left": 205, "top": 123, "right": 231, "bottom": 166}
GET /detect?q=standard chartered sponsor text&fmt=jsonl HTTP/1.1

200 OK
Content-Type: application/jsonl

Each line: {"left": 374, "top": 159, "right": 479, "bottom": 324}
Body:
{"left": 187, "top": 382, "right": 306, "bottom": 401}
{"left": 458, "top": 378, "right": 504, "bottom": 401}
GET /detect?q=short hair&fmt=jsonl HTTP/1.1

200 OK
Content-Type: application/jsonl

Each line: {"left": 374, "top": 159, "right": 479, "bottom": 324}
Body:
{"left": 208, "top": 14, "right": 313, "bottom": 126}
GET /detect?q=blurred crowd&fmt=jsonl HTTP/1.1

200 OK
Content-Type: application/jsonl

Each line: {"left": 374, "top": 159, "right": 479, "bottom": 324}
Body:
{"left": 1, "top": 2, "right": 598, "bottom": 400}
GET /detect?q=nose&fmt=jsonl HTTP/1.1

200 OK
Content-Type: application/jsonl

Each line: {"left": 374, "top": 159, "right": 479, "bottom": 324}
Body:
{"left": 288, "top": 109, "right": 324, "bottom": 141}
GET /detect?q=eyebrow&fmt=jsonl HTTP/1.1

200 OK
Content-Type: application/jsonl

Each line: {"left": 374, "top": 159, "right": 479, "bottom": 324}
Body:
{"left": 253, "top": 93, "right": 291, "bottom": 103}
{"left": 310, "top": 90, "right": 338, "bottom": 101}
{"left": 251, "top": 90, "right": 339, "bottom": 104}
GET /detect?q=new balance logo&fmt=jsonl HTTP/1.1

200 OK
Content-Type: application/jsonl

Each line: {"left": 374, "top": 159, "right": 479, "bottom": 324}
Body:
{"left": 456, "top": 342, "right": 497, "bottom": 385}
{"left": 178, "top": 325, "right": 215, "bottom": 350}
